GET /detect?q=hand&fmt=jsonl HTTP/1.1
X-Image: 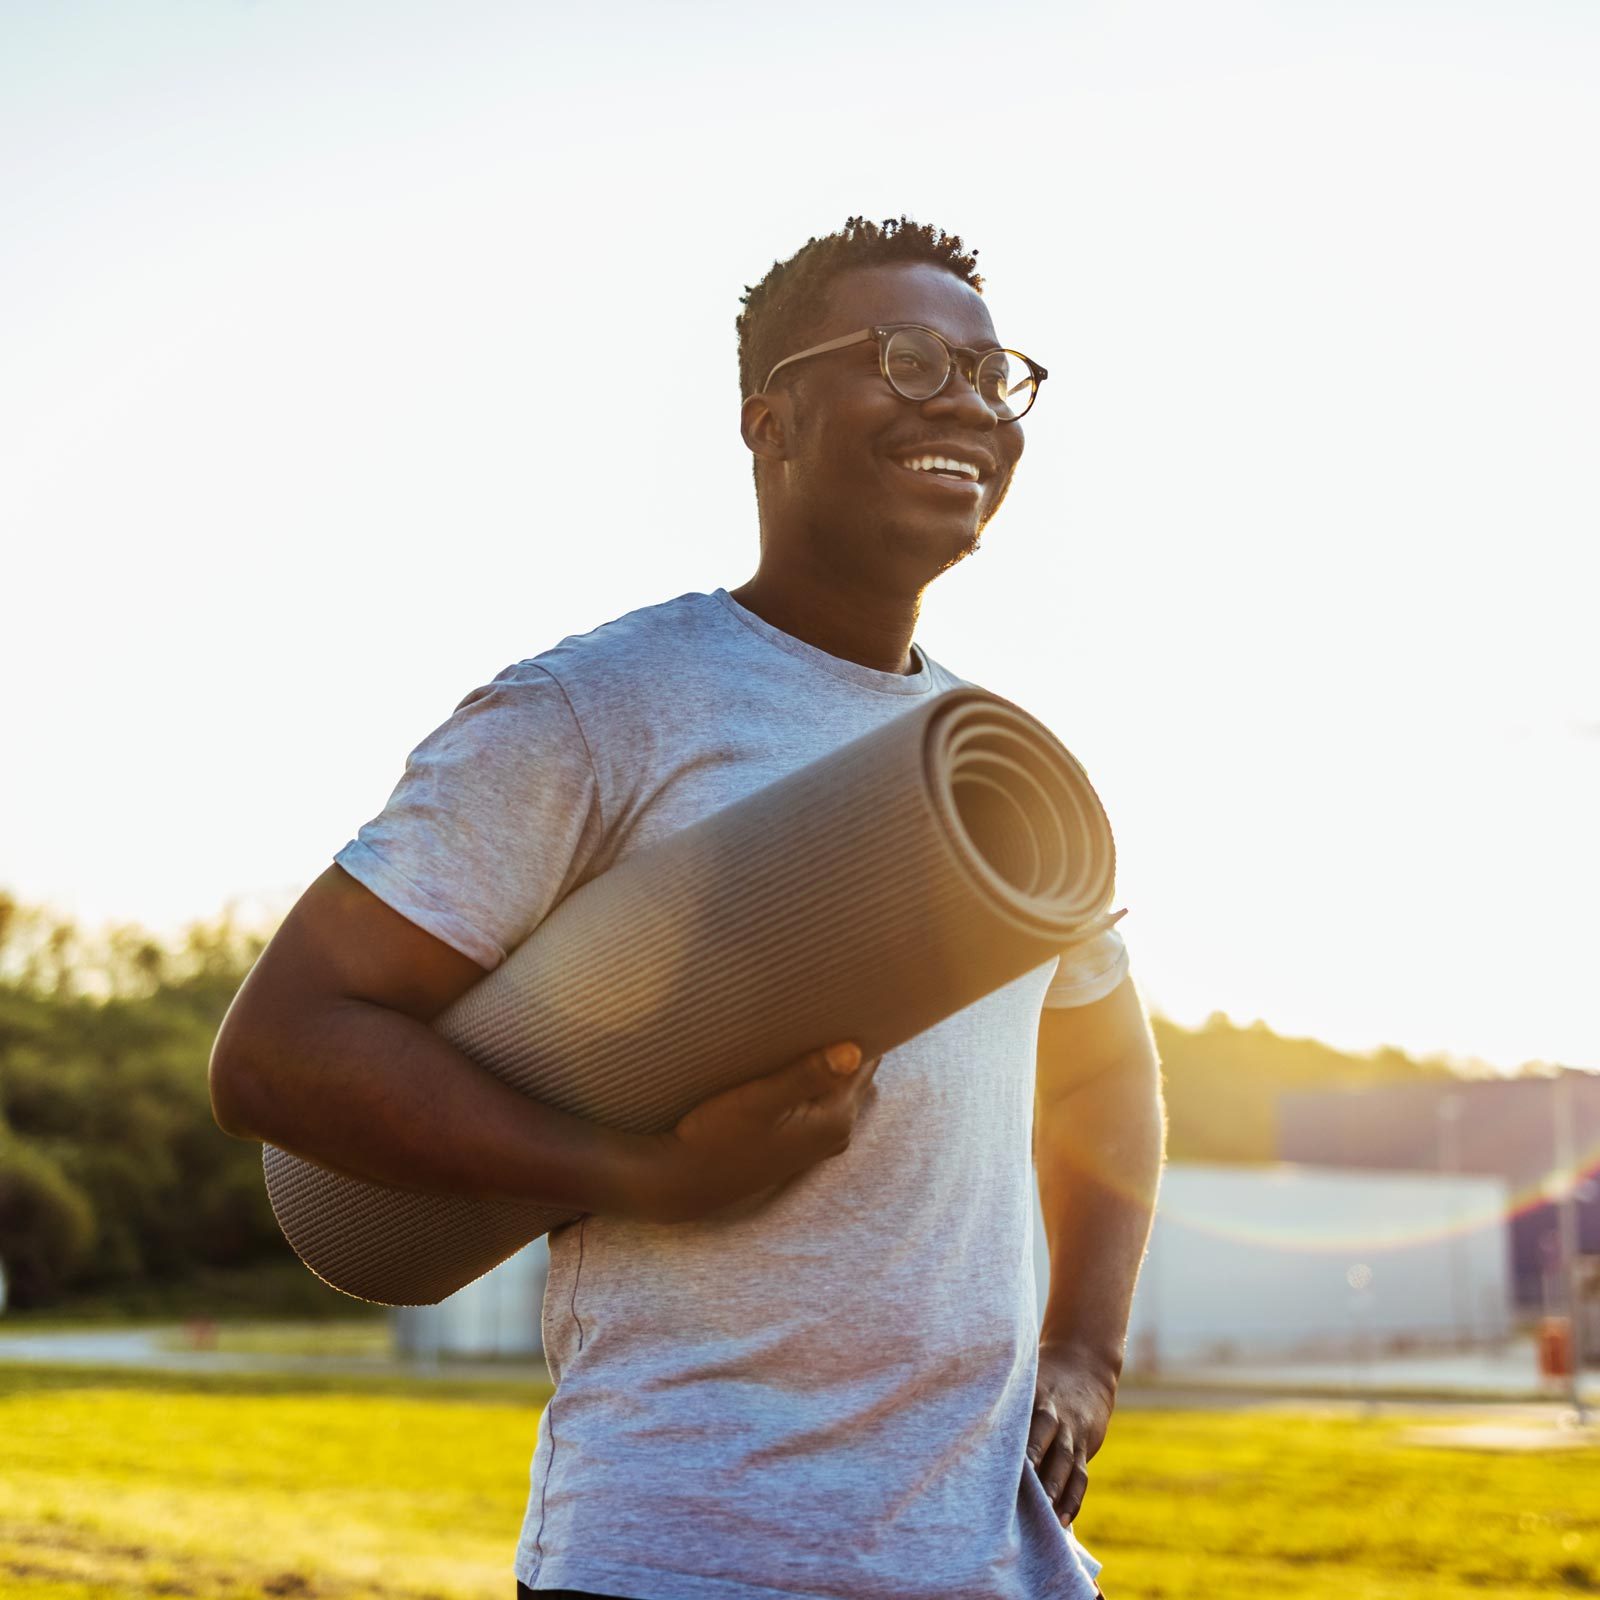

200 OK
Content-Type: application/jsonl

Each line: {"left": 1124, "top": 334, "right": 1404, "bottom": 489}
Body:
{"left": 1026, "top": 1339, "right": 1119, "bottom": 1528}
{"left": 635, "top": 1042, "right": 880, "bottom": 1223}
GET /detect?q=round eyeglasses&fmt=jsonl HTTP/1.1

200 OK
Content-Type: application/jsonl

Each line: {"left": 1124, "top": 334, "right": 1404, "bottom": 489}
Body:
{"left": 761, "top": 324, "right": 1047, "bottom": 423}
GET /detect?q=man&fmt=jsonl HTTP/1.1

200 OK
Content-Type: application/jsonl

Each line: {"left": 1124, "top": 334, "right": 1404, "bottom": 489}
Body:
{"left": 210, "top": 216, "right": 1164, "bottom": 1599}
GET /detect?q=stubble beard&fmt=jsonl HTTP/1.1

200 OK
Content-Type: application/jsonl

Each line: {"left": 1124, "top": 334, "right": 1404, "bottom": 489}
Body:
{"left": 806, "top": 507, "right": 981, "bottom": 595}
{"left": 886, "top": 508, "right": 985, "bottom": 579}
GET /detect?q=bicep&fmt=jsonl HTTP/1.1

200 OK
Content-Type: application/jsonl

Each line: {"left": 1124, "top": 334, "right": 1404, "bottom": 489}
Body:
{"left": 219, "top": 865, "right": 485, "bottom": 1049}
{"left": 1035, "top": 975, "right": 1156, "bottom": 1107}
{"left": 209, "top": 866, "right": 486, "bottom": 1138}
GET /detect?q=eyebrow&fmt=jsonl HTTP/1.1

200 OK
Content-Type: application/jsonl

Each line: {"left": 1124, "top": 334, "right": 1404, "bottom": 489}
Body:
{"left": 893, "top": 321, "right": 1004, "bottom": 351}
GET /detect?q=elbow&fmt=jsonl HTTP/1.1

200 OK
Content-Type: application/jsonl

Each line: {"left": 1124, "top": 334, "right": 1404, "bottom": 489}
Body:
{"left": 208, "top": 1009, "right": 268, "bottom": 1142}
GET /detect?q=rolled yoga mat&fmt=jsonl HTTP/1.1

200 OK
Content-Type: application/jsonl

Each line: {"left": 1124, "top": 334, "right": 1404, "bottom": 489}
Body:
{"left": 264, "top": 686, "right": 1118, "bottom": 1305}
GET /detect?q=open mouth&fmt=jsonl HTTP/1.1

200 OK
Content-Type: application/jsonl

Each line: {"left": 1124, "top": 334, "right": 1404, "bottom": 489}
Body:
{"left": 894, "top": 452, "right": 984, "bottom": 490}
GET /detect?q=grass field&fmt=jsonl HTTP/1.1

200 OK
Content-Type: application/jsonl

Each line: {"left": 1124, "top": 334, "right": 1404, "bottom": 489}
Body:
{"left": 148, "top": 1322, "right": 395, "bottom": 1359}
{"left": 2, "top": 1362, "right": 1597, "bottom": 1599}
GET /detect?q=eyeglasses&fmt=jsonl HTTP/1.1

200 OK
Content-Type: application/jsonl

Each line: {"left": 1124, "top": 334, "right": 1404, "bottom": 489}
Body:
{"left": 761, "top": 324, "right": 1047, "bottom": 423}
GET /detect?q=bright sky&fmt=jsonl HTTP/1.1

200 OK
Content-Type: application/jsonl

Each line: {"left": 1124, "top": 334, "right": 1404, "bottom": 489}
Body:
{"left": 3, "top": 1, "right": 1595, "bottom": 1071}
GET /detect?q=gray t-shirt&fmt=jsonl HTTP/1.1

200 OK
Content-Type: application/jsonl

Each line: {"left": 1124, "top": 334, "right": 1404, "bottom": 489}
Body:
{"left": 337, "top": 588, "right": 1128, "bottom": 1600}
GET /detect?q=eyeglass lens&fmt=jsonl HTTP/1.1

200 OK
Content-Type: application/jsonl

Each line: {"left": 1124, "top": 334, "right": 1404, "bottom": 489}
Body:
{"left": 882, "top": 327, "right": 1035, "bottom": 421}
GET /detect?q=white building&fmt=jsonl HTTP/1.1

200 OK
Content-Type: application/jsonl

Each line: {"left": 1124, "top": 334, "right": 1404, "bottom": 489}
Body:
{"left": 391, "top": 1238, "right": 549, "bottom": 1359}
{"left": 1031, "top": 1162, "right": 1513, "bottom": 1371}
{"left": 394, "top": 1161, "right": 1513, "bottom": 1371}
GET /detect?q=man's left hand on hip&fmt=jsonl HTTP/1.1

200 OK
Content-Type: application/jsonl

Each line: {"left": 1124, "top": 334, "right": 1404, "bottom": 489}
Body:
{"left": 1026, "top": 1339, "right": 1119, "bottom": 1527}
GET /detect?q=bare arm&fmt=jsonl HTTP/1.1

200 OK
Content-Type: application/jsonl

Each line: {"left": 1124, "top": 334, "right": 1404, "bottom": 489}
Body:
{"left": 1026, "top": 974, "right": 1166, "bottom": 1525}
{"left": 209, "top": 865, "right": 877, "bottom": 1223}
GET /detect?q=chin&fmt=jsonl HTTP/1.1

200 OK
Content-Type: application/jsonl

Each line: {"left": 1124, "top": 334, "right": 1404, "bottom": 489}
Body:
{"left": 884, "top": 516, "right": 982, "bottom": 579}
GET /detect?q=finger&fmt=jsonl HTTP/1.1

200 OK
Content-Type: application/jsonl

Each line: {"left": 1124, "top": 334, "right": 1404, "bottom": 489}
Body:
{"left": 804, "top": 1050, "right": 880, "bottom": 1116}
{"left": 1057, "top": 1456, "right": 1089, "bottom": 1526}
{"left": 780, "top": 1054, "right": 880, "bottom": 1162}
{"left": 1026, "top": 1404, "right": 1058, "bottom": 1470}
{"left": 823, "top": 1041, "right": 863, "bottom": 1075}
{"left": 1039, "top": 1433, "right": 1088, "bottom": 1524}
{"left": 736, "top": 1043, "right": 861, "bottom": 1120}
{"left": 840, "top": 1054, "right": 883, "bottom": 1104}
{"left": 1037, "top": 1432, "right": 1074, "bottom": 1503}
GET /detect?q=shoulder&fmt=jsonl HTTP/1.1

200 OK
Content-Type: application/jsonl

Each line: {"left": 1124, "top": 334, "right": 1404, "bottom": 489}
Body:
{"left": 526, "top": 591, "right": 779, "bottom": 747}
{"left": 448, "top": 593, "right": 718, "bottom": 722}
{"left": 531, "top": 591, "right": 725, "bottom": 691}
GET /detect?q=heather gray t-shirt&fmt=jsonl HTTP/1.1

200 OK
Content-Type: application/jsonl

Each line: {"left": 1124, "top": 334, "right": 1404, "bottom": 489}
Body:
{"left": 336, "top": 589, "right": 1129, "bottom": 1600}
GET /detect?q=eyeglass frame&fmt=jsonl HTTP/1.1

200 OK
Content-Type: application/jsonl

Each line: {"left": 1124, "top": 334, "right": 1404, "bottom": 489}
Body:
{"left": 759, "top": 323, "right": 1048, "bottom": 422}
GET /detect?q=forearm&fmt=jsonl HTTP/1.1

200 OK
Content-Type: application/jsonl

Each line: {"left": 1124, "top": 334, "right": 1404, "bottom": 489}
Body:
{"left": 1035, "top": 1035, "right": 1165, "bottom": 1370}
{"left": 212, "top": 991, "right": 654, "bottom": 1214}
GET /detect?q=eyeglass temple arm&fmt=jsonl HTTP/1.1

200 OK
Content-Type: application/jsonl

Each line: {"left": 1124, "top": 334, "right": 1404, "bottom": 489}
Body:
{"left": 760, "top": 329, "right": 876, "bottom": 393}
{"left": 1009, "top": 360, "right": 1048, "bottom": 400}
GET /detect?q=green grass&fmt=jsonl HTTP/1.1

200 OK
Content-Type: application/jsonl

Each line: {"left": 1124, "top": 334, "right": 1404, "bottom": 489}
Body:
{"left": 1078, "top": 1406, "right": 1600, "bottom": 1598}
{"left": 147, "top": 1321, "right": 394, "bottom": 1359}
{"left": 1, "top": 1363, "right": 1597, "bottom": 1599}
{"left": 1, "top": 1364, "right": 549, "bottom": 1600}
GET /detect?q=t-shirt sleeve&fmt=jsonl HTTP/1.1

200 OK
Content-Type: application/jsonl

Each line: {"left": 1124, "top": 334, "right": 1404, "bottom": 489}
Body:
{"left": 333, "top": 662, "right": 604, "bottom": 970}
{"left": 1041, "top": 925, "right": 1130, "bottom": 1010}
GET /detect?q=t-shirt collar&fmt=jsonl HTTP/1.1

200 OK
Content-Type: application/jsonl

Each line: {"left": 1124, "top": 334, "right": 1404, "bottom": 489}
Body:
{"left": 712, "top": 588, "right": 933, "bottom": 695}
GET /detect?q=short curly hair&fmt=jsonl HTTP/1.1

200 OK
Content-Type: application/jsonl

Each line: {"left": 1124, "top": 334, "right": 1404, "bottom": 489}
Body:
{"left": 736, "top": 215, "right": 983, "bottom": 402}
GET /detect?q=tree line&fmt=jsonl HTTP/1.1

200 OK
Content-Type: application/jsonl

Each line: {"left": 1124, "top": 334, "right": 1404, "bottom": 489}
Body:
{"left": 0, "top": 897, "right": 275, "bottom": 1307}
{"left": 0, "top": 893, "right": 1482, "bottom": 1310}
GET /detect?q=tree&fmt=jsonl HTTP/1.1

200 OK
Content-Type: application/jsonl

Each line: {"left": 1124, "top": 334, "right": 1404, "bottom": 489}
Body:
{"left": 0, "top": 897, "right": 279, "bottom": 1306}
{"left": 0, "top": 1135, "right": 96, "bottom": 1305}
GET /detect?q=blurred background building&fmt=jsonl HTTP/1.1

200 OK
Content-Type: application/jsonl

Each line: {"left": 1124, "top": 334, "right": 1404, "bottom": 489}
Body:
{"left": 411, "top": 1159, "right": 1520, "bottom": 1371}
{"left": 1032, "top": 1163, "right": 1511, "bottom": 1371}
{"left": 1278, "top": 1069, "right": 1600, "bottom": 1313}
{"left": 391, "top": 1072, "right": 1600, "bottom": 1369}
{"left": 391, "top": 1240, "right": 548, "bottom": 1361}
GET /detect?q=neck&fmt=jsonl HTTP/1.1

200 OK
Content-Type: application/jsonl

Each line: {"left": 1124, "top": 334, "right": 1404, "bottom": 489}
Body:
{"left": 729, "top": 556, "right": 923, "bottom": 677}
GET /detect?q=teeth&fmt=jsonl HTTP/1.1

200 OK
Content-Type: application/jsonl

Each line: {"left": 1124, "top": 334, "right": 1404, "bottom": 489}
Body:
{"left": 900, "top": 454, "right": 980, "bottom": 480}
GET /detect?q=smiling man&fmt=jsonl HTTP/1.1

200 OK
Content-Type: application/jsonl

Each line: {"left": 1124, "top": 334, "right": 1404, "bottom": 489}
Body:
{"left": 211, "top": 216, "right": 1164, "bottom": 1600}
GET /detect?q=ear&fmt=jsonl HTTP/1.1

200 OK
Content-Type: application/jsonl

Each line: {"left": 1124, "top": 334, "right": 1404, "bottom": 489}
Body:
{"left": 740, "top": 390, "right": 792, "bottom": 464}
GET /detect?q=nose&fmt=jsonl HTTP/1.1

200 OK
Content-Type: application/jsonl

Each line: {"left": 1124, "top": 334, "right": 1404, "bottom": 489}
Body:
{"left": 920, "top": 362, "right": 998, "bottom": 430}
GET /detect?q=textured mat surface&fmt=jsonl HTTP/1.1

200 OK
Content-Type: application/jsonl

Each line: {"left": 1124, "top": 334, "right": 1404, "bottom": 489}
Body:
{"left": 264, "top": 687, "right": 1117, "bottom": 1304}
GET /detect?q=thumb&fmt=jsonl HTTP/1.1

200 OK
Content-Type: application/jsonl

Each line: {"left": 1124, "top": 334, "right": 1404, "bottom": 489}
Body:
{"left": 732, "top": 1042, "right": 862, "bottom": 1120}
{"left": 782, "top": 1040, "right": 862, "bottom": 1103}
